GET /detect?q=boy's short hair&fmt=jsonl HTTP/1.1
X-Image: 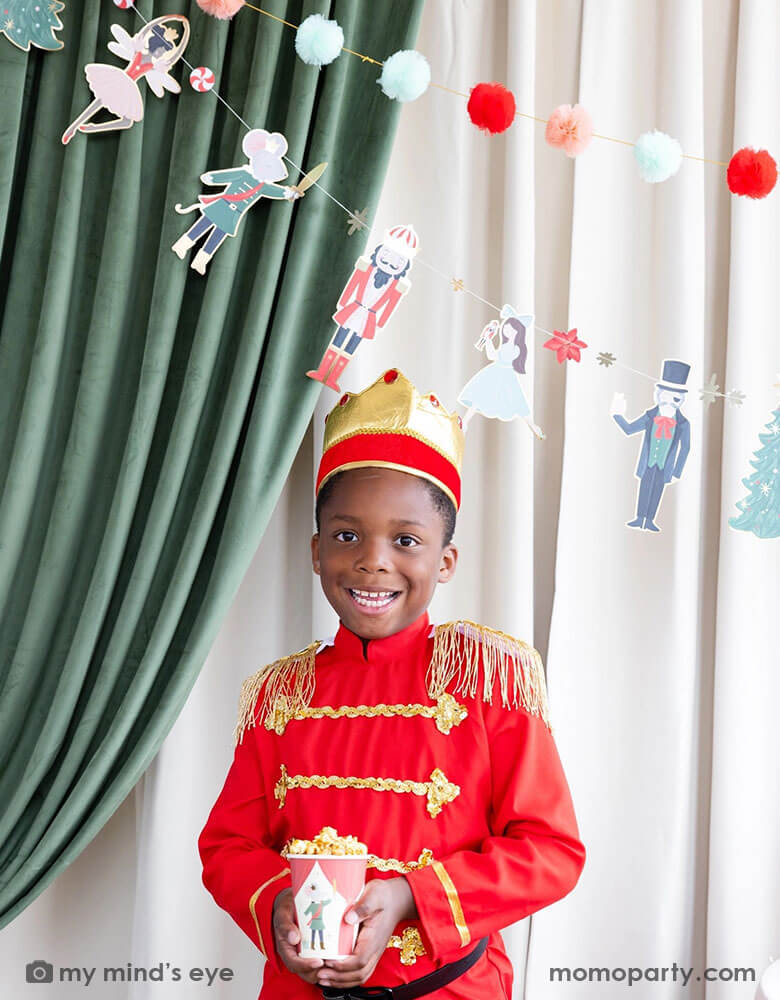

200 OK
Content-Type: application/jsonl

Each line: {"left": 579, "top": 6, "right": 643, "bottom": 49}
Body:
{"left": 315, "top": 469, "right": 456, "bottom": 547}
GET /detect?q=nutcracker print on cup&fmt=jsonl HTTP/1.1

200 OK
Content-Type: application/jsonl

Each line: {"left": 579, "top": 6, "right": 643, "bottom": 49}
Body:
{"left": 284, "top": 828, "right": 368, "bottom": 959}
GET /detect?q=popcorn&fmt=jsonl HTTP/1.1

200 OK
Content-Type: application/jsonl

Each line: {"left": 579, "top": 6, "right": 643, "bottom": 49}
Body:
{"left": 283, "top": 826, "right": 367, "bottom": 857}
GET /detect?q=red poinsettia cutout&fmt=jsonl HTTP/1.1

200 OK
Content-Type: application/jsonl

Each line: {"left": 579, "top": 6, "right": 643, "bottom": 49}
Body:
{"left": 543, "top": 328, "right": 588, "bottom": 363}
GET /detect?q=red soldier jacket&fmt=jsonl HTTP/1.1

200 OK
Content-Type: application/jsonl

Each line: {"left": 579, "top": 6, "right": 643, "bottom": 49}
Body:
{"left": 198, "top": 611, "right": 586, "bottom": 999}
{"left": 331, "top": 259, "right": 408, "bottom": 340}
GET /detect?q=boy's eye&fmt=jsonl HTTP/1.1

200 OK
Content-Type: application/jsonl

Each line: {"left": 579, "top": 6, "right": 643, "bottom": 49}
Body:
{"left": 396, "top": 535, "right": 419, "bottom": 547}
{"left": 334, "top": 530, "right": 358, "bottom": 542}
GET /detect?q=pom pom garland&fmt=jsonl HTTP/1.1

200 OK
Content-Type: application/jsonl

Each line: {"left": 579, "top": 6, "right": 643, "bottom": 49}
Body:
{"left": 295, "top": 13, "right": 344, "bottom": 67}
{"left": 633, "top": 129, "right": 683, "bottom": 183}
{"left": 378, "top": 50, "right": 431, "bottom": 102}
{"left": 727, "top": 147, "right": 777, "bottom": 199}
{"left": 545, "top": 103, "right": 593, "bottom": 157}
{"left": 467, "top": 82, "right": 516, "bottom": 135}
{"left": 196, "top": 0, "right": 244, "bottom": 19}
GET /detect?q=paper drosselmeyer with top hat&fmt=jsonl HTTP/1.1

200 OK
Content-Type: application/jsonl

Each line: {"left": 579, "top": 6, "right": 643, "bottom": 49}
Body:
{"left": 611, "top": 358, "right": 692, "bottom": 532}
{"left": 62, "top": 16, "right": 190, "bottom": 145}
{"left": 197, "top": 368, "right": 585, "bottom": 998}
{"left": 306, "top": 225, "right": 419, "bottom": 392}
{"left": 171, "top": 129, "right": 303, "bottom": 275}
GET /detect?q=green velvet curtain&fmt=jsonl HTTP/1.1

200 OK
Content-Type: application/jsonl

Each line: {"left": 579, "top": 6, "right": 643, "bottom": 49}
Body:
{"left": 0, "top": 0, "right": 422, "bottom": 925}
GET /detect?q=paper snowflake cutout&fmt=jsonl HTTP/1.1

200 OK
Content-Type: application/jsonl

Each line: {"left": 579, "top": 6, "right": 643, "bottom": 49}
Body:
{"left": 725, "top": 388, "right": 746, "bottom": 407}
{"left": 699, "top": 373, "right": 720, "bottom": 406}
{"left": 596, "top": 351, "right": 616, "bottom": 367}
{"left": 543, "top": 328, "right": 588, "bottom": 364}
{"left": 346, "top": 208, "right": 369, "bottom": 236}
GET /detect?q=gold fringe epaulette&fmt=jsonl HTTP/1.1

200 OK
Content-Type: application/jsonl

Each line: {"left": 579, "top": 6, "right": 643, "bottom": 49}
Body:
{"left": 233, "top": 641, "right": 320, "bottom": 747}
{"left": 426, "top": 620, "right": 551, "bottom": 730}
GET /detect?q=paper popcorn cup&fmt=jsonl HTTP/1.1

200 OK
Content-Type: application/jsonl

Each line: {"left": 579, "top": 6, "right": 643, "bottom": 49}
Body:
{"left": 288, "top": 854, "right": 368, "bottom": 959}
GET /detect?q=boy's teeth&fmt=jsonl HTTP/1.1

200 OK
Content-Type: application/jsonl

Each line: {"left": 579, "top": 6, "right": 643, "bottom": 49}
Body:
{"left": 349, "top": 588, "right": 397, "bottom": 608}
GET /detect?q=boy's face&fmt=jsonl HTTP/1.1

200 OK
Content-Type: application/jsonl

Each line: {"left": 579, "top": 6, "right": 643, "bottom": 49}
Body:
{"left": 311, "top": 467, "right": 458, "bottom": 640}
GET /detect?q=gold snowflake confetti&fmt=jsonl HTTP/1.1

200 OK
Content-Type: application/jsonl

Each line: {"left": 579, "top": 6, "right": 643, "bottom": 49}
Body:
{"left": 726, "top": 389, "right": 746, "bottom": 407}
{"left": 596, "top": 351, "right": 616, "bottom": 367}
{"left": 451, "top": 278, "right": 465, "bottom": 292}
{"left": 346, "top": 208, "right": 369, "bottom": 235}
{"left": 699, "top": 373, "right": 720, "bottom": 406}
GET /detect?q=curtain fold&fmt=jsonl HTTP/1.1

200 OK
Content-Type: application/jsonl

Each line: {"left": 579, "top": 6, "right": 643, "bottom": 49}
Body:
{"left": 0, "top": 0, "right": 423, "bottom": 924}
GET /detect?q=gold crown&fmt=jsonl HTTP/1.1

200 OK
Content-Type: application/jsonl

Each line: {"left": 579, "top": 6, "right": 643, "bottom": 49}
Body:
{"left": 317, "top": 369, "right": 465, "bottom": 508}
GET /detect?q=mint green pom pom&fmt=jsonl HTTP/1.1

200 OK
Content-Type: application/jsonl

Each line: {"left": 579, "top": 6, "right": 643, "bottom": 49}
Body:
{"left": 295, "top": 13, "right": 343, "bottom": 68}
{"left": 378, "top": 49, "right": 430, "bottom": 102}
{"left": 634, "top": 130, "right": 683, "bottom": 183}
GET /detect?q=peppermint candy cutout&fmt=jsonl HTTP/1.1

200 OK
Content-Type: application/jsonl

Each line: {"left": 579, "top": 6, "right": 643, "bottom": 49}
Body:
{"left": 189, "top": 66, "right": 216, "bottom": 93}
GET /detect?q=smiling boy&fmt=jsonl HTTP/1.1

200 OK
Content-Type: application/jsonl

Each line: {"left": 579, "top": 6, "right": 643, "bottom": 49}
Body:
{"left": 198, "top": 369, "right": 585, "bottom": 999}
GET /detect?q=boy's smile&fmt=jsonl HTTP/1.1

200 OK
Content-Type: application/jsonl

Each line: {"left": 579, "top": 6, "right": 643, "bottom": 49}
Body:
{"left": 312, "top": 467, "right": 457, "bottom": 641}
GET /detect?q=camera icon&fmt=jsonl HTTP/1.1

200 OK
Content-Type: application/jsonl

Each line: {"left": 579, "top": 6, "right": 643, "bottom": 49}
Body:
{"left": 26, "top": 960, "right": 53, "bottom": 984}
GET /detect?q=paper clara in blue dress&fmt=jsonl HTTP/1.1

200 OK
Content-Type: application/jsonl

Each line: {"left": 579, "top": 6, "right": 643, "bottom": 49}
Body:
{"left": 458, "top": 306, "right": 545, "bottom": 439}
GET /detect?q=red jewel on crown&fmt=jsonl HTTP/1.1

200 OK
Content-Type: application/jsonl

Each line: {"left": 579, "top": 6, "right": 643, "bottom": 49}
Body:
{"left": 339, "top": 394, "right": 349, "bottom": 405}
{"left": 430, "top": 394, "right": 439, "bottom": 407}
{"left": 384, "top": 370, "right": 399, "bottom": 383}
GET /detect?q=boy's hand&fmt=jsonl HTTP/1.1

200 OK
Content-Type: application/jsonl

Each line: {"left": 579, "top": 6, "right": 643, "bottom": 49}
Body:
{"left": 316, "top": 877, "right": 418, "bottom": 990}
{"left": 272, "top": 888, "right": 324, "bottom": 983}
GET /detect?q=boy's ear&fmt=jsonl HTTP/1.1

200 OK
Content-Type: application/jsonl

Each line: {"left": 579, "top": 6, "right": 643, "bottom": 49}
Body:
{"left": 311, "top": 533, "right": 321, "bottom": 575}
{"left": 438, "top": 544, "right": 458, "bottom": 583}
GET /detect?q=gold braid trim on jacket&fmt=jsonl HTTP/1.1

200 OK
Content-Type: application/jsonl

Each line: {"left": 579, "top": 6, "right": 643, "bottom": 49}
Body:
{"left": 233, "top": 620, "right": 551, "bottom": 746}
{"left": 233, "top": 642, "right": 320, "bottom": 747}
{"left": 426, "top": 620, "right": 551, "bottom": 731}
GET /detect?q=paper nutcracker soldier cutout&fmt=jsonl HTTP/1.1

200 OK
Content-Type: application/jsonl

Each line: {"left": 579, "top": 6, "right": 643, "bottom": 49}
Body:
{"left": 172, "top": 129, "right": 303, "bottom": 275}
{"left": 61, "top": 16, "right": 190, "bottom": 145}
{"left": 458, "top": 304, "right": 545, "bottom": 439}
{"left": 611, "top": 358, "right": 692, "bottom": 532}
{"left": 306, "top": 224, "right": 419, "bottom": 391}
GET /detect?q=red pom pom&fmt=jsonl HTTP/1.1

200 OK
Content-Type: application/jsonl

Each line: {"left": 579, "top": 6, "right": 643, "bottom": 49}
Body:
{"left": 384, "top": 369, "right": 399, "bottom": 383}
{"left": 467, "top": 82, "right": 516, "bottom": 135}
{"left": 727, "top": 147, "right": 777, "bottom": 199}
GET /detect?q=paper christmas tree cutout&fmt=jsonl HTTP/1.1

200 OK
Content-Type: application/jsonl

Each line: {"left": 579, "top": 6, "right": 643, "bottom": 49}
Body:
{"left": 1, "top": 0, "right": 64, "bottom": 51}
{"left": 729, "top": 401, "right": 780, "bottom": 539}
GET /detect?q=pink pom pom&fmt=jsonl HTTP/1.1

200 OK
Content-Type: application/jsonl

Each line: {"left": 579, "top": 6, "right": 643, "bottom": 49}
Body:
{"left": 196, "top": 0, "right": 244, "bottom": 19}
{"left": 467, "top": 82, "right": 516, "bottom": 135}
{"left": 727, "top": 147, "right": 777, "bottom": 199}
{"left": 545, "top": 103, "right": 593, "bottom": 157}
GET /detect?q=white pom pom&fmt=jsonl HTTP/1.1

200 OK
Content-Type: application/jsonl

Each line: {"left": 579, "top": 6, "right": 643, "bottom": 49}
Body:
{"left": 633, "top": 129, "right": 683, "bottom": 183}
{"left": 295, "top": 12, "right": 344, "bottom": 68}
{"left": 377, "top": 49, "right": 431, "bottom": 102}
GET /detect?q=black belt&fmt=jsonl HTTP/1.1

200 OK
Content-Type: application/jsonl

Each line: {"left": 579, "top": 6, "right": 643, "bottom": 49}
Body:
{"left": 318, "top": 935, "right": 488, "bottom": 999}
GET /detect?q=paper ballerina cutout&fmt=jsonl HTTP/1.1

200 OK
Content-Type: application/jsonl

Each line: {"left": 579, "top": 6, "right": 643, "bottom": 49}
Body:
{"left": 306, "top": 224, "right": 419, "bottom": 392}
{"left": 457, "top": 305, "right": 545, "bottom": 439}
{"left": 62, "top": 15, "right": 189, "bottom": 145}
{"left": 172, "top": 131, "right": 325, "bottom": 275}
{"left": 610, "top": 358, "right": 692, "bottom": 532}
